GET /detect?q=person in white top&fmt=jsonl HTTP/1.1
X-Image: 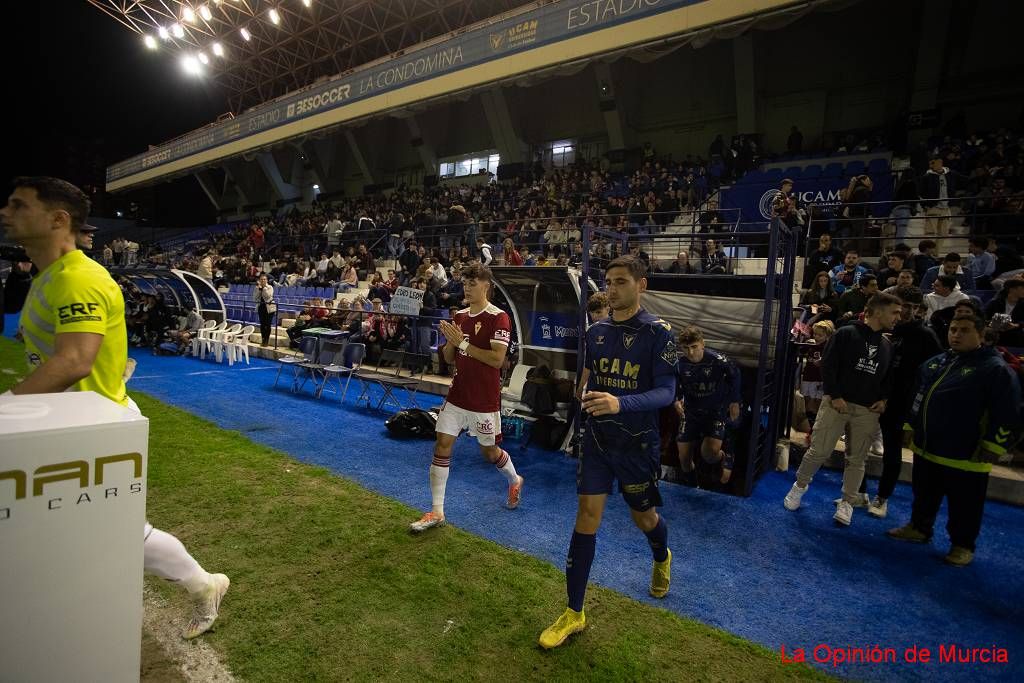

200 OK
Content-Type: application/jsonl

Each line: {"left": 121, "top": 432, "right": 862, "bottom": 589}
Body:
{"left": 430, "top": 260, "right": 449, "bottom": 286}
{"left": 197, "top": 252, "right": 215, "bottom": 280}
{"left": 924, "top": 274, "right": 969, "bottom": 318}
{"left": 476, "top": 237, "right": 493, "bottom": 266}
{"left": 253, "top": 273, "right": 276, "bottom": 345}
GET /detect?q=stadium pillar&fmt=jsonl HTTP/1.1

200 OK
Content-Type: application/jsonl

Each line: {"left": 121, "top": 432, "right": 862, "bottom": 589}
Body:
{"left": 257, "top": 152, "right": 301, "bottom": 203}
{"left": 480, "top": 88, "right": 526, "bottom": 164}
{"left": 593, "top": 62, "right": 626, "bottom": 151}
{"left": 193, "top": 169, "right": 227, "bottom": 213}
{"left": 344, "top": 130, "right": 376, "bottom": 186}
{"left": 733, "top": 34, "right": 757, "bottom": 135}
{"left": 405, "top": 116, "right": 438, "bottom": 176}
{"left": 293, "top": 140, "right": 332, "bottom": 195}
{"left": 222, "top": 159, "right": 253, "bottom": 212}
{"left": 907, "top": 0, "right": 952, "bottom": 145}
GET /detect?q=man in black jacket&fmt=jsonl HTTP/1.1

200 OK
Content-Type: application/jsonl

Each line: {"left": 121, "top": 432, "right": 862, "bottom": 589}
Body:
{"left": 784, "top": 292, "right": 901, "bottom": 526}
{"left": 399, "top": 240, "right": 421, "bottom": 286}
{"left": 802, "top": 233, "right": 844, "bottom": 289}
{"left": 866, "top": 287, "right": 942, "bottom": 519}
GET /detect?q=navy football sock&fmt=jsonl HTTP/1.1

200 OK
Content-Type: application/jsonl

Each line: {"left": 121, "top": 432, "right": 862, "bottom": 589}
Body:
{"left": 566, "top": 531, "right": 596, "bottom": 612}
{"left": 644, "top": 516, "right": 669, "bottom": 562}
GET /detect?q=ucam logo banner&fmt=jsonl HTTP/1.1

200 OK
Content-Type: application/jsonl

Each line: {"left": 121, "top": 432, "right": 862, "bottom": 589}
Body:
{"left": 723, "top": 174, "right": 893, "bottom": 230}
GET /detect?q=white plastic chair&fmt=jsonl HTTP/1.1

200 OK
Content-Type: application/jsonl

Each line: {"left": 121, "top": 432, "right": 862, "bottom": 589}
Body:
{"left": 211, "top": 323, "right": 242, "bottom": 363}
{"left": 225, "top": 325, "right": 256, "bottom": 366}
{"left": 191, "top": 320, "right": 220, "bottom": 358}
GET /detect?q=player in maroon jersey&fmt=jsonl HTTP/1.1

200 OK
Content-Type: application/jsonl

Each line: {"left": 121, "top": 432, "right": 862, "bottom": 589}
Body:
{"left": 410, "top": 262, "right": 524, "bottom": 532}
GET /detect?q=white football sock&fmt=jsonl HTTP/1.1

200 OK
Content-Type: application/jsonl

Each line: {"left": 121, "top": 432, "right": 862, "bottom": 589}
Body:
{"left": 429, "top": 464, "right": 449, "bottom": 517}
{"left": 144, "top": 526, "right": 210, "bottom": 594}
{"left": 495, "top": 450, "right": 519, "bottom": 485}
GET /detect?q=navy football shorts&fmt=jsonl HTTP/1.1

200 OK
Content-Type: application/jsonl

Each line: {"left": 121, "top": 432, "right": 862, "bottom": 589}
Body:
{"left": 678, "top": 409, "right": 728, "bottom": 444}
{"left": 577, "top": 425, "right": 662, "bottom": 511}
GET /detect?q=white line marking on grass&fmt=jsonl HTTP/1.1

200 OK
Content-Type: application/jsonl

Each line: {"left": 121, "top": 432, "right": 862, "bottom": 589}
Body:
{"left": 143, "top": 584, "right": 236, "bottom": 682}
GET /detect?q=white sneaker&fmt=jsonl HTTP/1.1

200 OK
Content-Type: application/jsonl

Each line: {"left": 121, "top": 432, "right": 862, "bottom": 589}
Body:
{"left": 868, "top": 496, "right": 888, "bottom": 518}
{"left": 834, "top": 500, "right": 854, "bottom": 526}
{"left": 834, "top": 493, "right": 870, "bottom": 508}
{"left": 185, "top": 573, "right": 230, "bottom": 639}
{"left": 869, "top": 440, "right": 884, "bottom": 456}
{"left": 784, "top": 482, "right": 808, "bottom": 511}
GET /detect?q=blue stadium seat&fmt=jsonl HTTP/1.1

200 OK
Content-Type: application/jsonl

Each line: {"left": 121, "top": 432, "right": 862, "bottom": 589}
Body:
{"left": 868, "top": 158, "right": 889, "bottom": 174}
{"left": 845, "top": 160, "right": 865, "bottom": 176}
{"left": 781, "top": 166, "right": 803, "bottom": 180}
{"left": 763, "top": 168, "right": 784, "bottom": 183}
{"left": 802, "top": 164, "right": 822, "bottom": 179}
{"left": 738, "top": 170, "right": 764, "bottom": 185}
{"left": 822, "top": 163, "right": 843, "bottom": 178}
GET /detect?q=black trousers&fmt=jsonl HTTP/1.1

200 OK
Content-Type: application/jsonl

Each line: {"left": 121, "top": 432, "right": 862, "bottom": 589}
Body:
{"left": 877, "top": 405, "right": 907, "bottom": 500}
{"left": 909, "top": 454, "right": 990, "bottom": 551}
{"left": 258, "top": 304, "right": 274, "bottom": 345}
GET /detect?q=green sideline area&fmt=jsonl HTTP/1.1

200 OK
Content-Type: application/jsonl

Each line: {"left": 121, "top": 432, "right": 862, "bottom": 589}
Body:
{"left": 0, "top": 338, "right": 828, "bottom": 682}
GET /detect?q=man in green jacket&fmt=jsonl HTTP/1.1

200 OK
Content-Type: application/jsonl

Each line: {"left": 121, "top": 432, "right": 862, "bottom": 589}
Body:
{"left": 887, "top": 313, "right": 1020, "bottom": 566}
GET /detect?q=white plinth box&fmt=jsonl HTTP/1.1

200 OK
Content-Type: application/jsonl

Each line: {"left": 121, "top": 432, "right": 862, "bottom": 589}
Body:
{"left": 0, "top": 392, "right": 148, "bottom": 683}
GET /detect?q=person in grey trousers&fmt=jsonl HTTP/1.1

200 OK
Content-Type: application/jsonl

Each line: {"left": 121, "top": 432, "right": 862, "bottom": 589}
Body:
{"left": 784, "top": 291, "right": 902, "bottom": 526}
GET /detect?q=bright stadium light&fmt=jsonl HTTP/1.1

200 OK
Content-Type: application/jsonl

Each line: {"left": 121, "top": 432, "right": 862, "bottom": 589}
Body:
{"left": 171, "top": 23, "right": 185, "bottom": 38}
{"left": 182, "top": 6, "right": 196, "bottom": 23}
{"left": 303, "top": 0, "right": 312, "bottom": 7}
{"left": 212, "top": 42, "right": 225, "bottom": 57}
{"left": 158, "top": 25, "right": 170, "bottom": 40}
{"left": 143, "top": 35, "right": 158, "bottom": 50}
{"left": 268, "top": 8, "right": 281, "bottom": 25}
{"left": 313, "top": 184, "right": 320, "bottom": 190}
{"left": 199, "top": 5, "right": 213, "bottom": 21}
{"left": 197, "top": 51, "right": 209, "bottom": 65}
{"left": 181, "top": 55, "right": 202, "bottom": 75}
{"left": 240, "top": 27, "right": 251, "bottom": 41}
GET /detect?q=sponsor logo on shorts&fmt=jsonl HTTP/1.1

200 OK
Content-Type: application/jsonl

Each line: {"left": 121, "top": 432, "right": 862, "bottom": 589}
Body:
{"left": 477, "top": 419, "right": 494, "bottom": 435}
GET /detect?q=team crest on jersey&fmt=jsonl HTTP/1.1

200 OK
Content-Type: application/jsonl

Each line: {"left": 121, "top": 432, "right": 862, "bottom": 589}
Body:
{"left": 623, "top": 333, "right": 636, "bottom": 349}
{"left": 595, "top": 335, "right": 605, "bottom": 345}
{"left": 474, "top": 322, "right": 482, "bottom": 335}
{"left": 660, "top": 339, "right": 677, "bottom": 365}
{"left": 866, "top": 344, "right": 878, "bottom": 359}
{"left": 703, "top": 367, "right": 712, "bottom": 376}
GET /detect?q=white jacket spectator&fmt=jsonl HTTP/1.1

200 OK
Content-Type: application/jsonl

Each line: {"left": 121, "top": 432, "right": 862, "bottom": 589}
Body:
{"left": 924, "top": 276, "right": 969, "bottom": 317}
{"left": 544, "top": 223, "right": 566, "bottom": 247}
{"left": 430, "top": 262, "right": 449, "bottom": 286}
{"left": 197, "top": 254, "right": 214, "bottom": 280}
{"left": 478, "top": 240, "right": 493, "bottom": 266}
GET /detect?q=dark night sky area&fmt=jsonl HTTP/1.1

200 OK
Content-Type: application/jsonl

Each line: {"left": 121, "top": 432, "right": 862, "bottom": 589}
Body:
{"left": 4, "top": 2, "right": 231, "bottom": 226}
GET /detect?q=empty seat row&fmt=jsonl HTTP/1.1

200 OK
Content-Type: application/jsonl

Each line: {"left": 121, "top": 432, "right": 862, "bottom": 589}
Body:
{"left": 736, "top": 158, "right": 889, "bottom": 185}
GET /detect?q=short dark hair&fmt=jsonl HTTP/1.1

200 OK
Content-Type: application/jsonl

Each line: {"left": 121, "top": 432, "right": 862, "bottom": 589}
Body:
{"left": 586, "top": 291, "right": 609, "bottom": 314}
{"left": 936, "top": 274, "right": 958, "bottom": 290}
{"left": 678, "top": 324, "right": 704, "bottom": 345}
{"left": 845, "top": 248, "right": 859, "bottom": 256}
{"left": 969, "top": 237, "right": 990, "bottom": 249}
{"left": 918, "top": 239, "right": 936, "bottom": 251}
{"left": 951, "top": 312, "right": 985, "bottom": 333}
{"left": 887, "top": 252, "right": 906, "bottom": 262}
{"left": 943, "top": 252, "right": 961, "bottom": 263}
{"left": 1004, "top": 279, "right": 1024, "bottom": 292}
{"left": 859, "top": 274, "right": 878, "bottom": 288}
{"left": 606, "top": 255, "right": 647, "bottom": 281}
{"left": 461, "top": 262, "right": 493, "bottom": 283}
{"left": 899, "top": 268, "right": 916, "bottom": 277}
{"left": 894, "top": 285, "right": 923, "bottom": 304}
{"left": 865, "top": 291, "right": 901, "bottom": 314}
{"left": 930, "top": 154, "right": 944, "bottom": 162}
{"left": 12, "top": 176, "right": 90, "bottom": 231}
{"left": 781, "top": 178, "right": 794, "bottom": 186}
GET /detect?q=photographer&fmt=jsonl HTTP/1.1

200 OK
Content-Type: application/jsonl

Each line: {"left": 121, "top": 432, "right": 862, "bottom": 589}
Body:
{"left": 984, "top": 279, "right": 1024, "bottom": 346}
{"left": 253, "top": 273, "right": 276, "bottom": 346}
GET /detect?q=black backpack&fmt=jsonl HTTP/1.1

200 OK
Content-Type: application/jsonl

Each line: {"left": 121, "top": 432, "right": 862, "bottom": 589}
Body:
{"left": 385, "top": 409, "right": 438, "bottom": 438}
{"left": 522, "top": 365, "right": 557, "bottom": 415}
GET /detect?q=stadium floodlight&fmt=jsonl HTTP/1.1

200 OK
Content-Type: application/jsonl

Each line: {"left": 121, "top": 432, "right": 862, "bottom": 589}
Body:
{"left": 171, "top": 23, "right": 185, "bottom": 38}
{"left": 198, "top": 52, "right": 209, "bottom": 65}
{"left": 157, "top": 25, "right": 170, "bottom": 40}
{"left": 212, "top": 42, "right": 225, "bottom": 57}
{"left": 143, "top": 35, "right": 158, "bottom": 49}
{"left": 268, "top": 8, "right": 281, "bottom": 25}
{"left": 199, "top": 5, "right": 213, "bottom": 21}
{"left": 313, "top": 184, "right": 320, "bottom": 190}
{"left": 240, "top": 27, "right": 251, "bottom": 41}
{"left": 182, "top": 6, "right": 196, "bottom": 23}
{"left": 303, "top": 0, "right": 312, "bottom": 7}
{"left": 181, "top": 55, "right": 202, "bottom": 75}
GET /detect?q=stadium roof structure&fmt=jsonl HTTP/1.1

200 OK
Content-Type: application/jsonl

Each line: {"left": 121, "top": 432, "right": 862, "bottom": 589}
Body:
{"left": 88, "top": 0, "right": 530, "bottom": 113}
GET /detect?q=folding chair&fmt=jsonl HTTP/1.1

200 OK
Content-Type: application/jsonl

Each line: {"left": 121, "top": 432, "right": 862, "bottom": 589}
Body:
{"left": 355, "top": 349, "right": 427, "bottom": 411}
{"left": 304, "top": 340, "right": 346, "bottom": 397}
{"left": 318, "top": 342, "right": 366, "bottom": 402}
{"left": 273, "top": 335, "right": 318, "bottom": 391}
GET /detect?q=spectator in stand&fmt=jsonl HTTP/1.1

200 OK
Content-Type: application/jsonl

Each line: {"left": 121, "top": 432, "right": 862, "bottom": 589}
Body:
{"left": 830, "top": 249, "right": 869, "bottom": 295}
{"left": 367, "top": 273, "right": 391, "bottom": 304}
{"left": 196, "top": 250, "right": 215, "bottom": 280}
{"left": 502, "top": 237, "right": 524, "bottom": 266}
{"left": 882, "top": 269, "right": 917, "bottom": 295}
{"left": 889, "top": 175, "right": 919, "bottom": 245}
{"left": 702, "top": 239, "right": 728, "bottom": 274}
{"left": 340, "top": 260, "right": 358, "bottom": 290}
{"left": 913, "top": 239, "right": 939, "bottom": 279}
{"left": 787, "top": 126, "right": 804, "bottom": 155}
{"left": 315, "top": 253, "right": 330, "bottom": 282}
{"left": 984, "top": 279, "right": 1024, "bottom": 346}
{"left": 254, "top": 273, "right": 276, "bottom": 346}
{"left": 429, "top": 258, "right": 449, "bottom": 286}
{"left": 924, "top": 274, "right": 970, "bottom": 319}
{"left": 477, "top": 237, "right": 493, "bottom": 266}
{"left": 841, "top": 175, "right": 874, "bottom": 255}
{"left": 803, "top": 233, "right": 844, "bottom": 288}
{"left": 665, "top": 251, "right": 697, "bottom": 274}
{"left": 102, "top": 243, "right": 113, "bottom": 266}
{"left": 325, "top": 213, "right": 344, "bottom": 252}
{"left": 384, "top": 269, "right": 400, "bottom": 293}
{"left": 437, "top": 269, "right": 464, "bottom": 309}
{"left": 399, "top": 240, "right": 421, "bottom": 285}
{"left": 409, "top": 278, "right": 436, "bottom": 373}
{"left": 356, "top": 243, "right": 376, "bottom": 278}
{"left": 966, "top": 237, "right": 995, "bottom": 289}
{"left": 698, "top": 199, "right": 723, "bottom": 234}
{"left": 795, "top": 320, "right": 836, "bottom": 433}
{"left": 835, "top": 273, "right": 879, "bottom": 325}
{"left": 918, "top": 155, "right": 967, "bottom": 247}
{"left": 772, "top": 178, "right": 804, "bottom": 230}
{"left": 887, "top": 313, "right": 1020, "bottom": 566}
{"left": 586, "top": 291, "right": 610, "bottom": 325}
{"left": 877, "top": 252, "right": 909, "bottom": 289}
{"left": 380, "top": 314, "right": 410, "bottom": 353}
{"left": 800, "top": 271, "right": 839, "bottom": 322}
{"left": 920, "top": 252, "right": 975, "bottom": 293}
{"left": 544, "top": 220, "right": 566, "bottom": 254}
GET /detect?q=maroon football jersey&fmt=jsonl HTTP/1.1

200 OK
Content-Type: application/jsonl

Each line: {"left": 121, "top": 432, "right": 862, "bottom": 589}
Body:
{"left": 446, "top": 304, "right": 511, "bottom": 412}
